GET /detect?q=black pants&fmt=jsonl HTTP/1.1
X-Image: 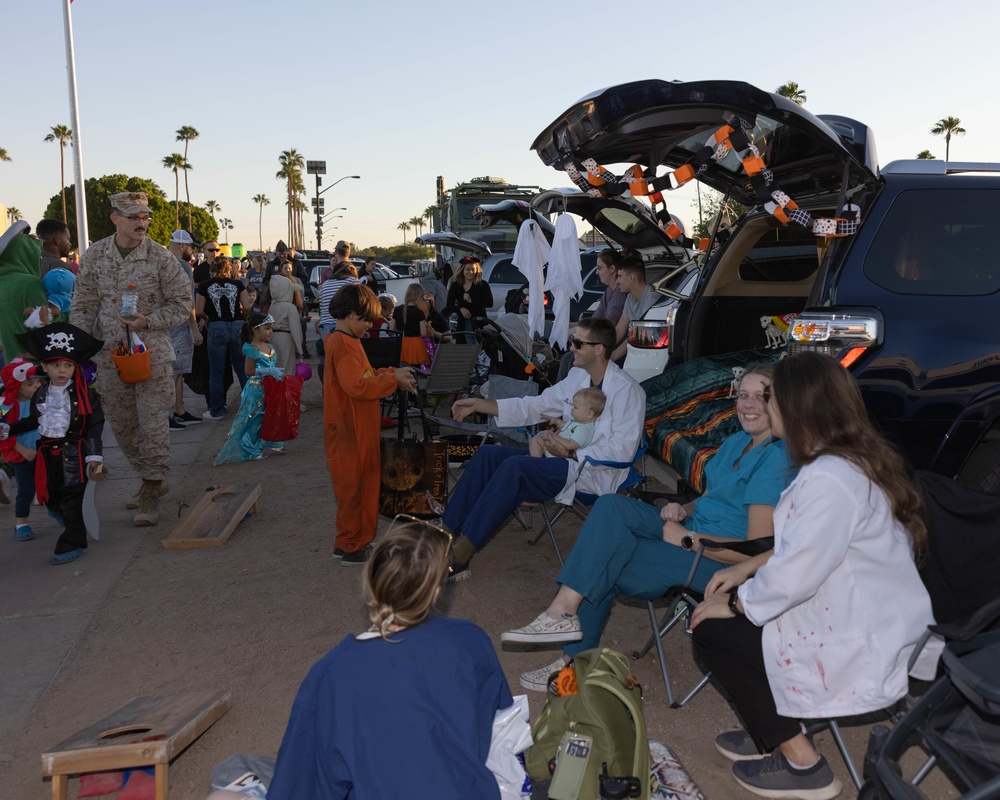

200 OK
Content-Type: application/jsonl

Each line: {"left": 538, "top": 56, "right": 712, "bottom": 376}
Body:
{"left": 693, "top": 614, "right": 801, "bottom": 752}
{"left": 41, "top": 447, "right": 89, "bottom": 554}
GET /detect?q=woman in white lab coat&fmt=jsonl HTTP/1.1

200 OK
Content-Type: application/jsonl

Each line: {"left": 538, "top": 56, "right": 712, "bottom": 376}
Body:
{"left": 690, "top": 352, "right": 938, "bottom": 800}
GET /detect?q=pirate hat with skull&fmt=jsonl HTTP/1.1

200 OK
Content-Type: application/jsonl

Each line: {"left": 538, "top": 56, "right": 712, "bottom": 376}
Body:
{"left": 16, "top": 321, "right": 104, "bottom": 365}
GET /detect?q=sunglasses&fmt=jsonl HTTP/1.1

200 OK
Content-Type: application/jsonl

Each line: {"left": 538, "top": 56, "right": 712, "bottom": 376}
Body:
{"left": 205, "top": 248, "right": 220, "bottom": 252}
{"left": 570, "top": 338, "right": 600, "bottom": 349}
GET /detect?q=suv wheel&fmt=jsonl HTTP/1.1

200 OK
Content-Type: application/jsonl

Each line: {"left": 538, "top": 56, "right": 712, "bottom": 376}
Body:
{"left": 958, "top": 440, "right": 1000, "bottom": 496}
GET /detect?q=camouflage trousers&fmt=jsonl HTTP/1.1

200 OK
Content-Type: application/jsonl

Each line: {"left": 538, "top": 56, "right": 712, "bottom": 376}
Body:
{"left": 97, "top": 357, "right": 174, "bottom": 482}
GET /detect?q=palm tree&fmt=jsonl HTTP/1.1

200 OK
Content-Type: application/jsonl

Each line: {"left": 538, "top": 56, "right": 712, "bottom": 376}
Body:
{"left": 930, "top": 117, "right": 966, "bottom": 161}
{"left": 409, "top": 215, "right": 424, "bottom": 237}
{"left": 7, "top": 207, "right": 22, "bottom": 224}
{"left": 175, "top": 126, "right": 199, "bottom": 228}
{"left": 775, "top": 81, "right": 807, "bottom": 105}
{"left": 219, "top": 217, "right": 234, "bottom": 243}
{"left": 162, "top": 153, "right": 188, "bottom": 230}
{"left": 44, "top": 124, "right": 73, "bottom": 221}
{"left": 276, "top": 149, "right": 305, "bottom": 247}
{"left": 916, "top": 150, "right": 936, "bottom": 160}
{"left": 397, "top": 221, "right": 411, "bottom": 244}
{"left": 0, "top": 148, "right": 10, "bottom": 162}
{"left": 252, "top": 194, "right": 270, "bottom": 250}
{"left": 424, "top": 205, "right": 437, "bottom": 233}
{"left": 205, "top": 200, "right": 220, "bottom": 225}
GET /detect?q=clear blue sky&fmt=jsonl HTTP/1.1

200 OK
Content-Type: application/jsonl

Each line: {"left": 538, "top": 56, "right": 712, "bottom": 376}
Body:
{"left": 2, "top": 0, "right": 997, "bottom": 250}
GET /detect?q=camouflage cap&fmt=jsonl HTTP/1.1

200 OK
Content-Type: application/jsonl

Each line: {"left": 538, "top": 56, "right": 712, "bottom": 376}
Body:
{"left": 110, "top": 192, "right": 151, "bottom": 215}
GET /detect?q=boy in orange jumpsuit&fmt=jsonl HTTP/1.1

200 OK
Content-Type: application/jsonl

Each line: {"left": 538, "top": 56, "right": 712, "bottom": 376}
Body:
{"left": 323, "top": 284, "right": 415, "bottom": 565}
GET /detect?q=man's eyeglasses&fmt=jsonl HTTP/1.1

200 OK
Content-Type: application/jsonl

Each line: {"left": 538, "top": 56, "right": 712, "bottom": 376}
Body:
{"left": 570, "top": 338, "right": 599, "bottom": 349}
{"left": 117, "top": 213, "right": 151, "bottom": 223}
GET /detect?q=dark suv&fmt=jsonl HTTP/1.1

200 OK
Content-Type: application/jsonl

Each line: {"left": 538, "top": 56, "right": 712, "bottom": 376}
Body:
{"left": 531, "top": 79, "right": 1000, "bottom": 493}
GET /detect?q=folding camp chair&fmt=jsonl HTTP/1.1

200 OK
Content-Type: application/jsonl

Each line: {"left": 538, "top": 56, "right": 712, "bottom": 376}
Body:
{"left": 417, "top": 333, "right": 482, "bottom": 416}
{"left": 531, "top": 436, "right": 648, "bottom": 565}
{"left": 360, "top": 331, "right": 403, "bottom": 419}
{"left": 631, "top": 536, "right": 774, "bottom": 708}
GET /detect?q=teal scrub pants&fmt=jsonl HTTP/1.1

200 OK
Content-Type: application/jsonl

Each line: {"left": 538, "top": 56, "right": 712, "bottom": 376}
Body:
{"left": 557, "top": 493, "right": 731, "bottom": 657}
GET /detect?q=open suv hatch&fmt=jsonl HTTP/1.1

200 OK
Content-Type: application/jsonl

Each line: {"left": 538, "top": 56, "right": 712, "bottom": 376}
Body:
{"left": 532, "top": 79, "right": 1000, "bottom": 493}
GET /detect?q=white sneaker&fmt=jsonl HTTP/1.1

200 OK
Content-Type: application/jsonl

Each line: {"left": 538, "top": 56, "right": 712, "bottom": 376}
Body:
{"left": 520, "top": 658, "right": 568, "bottom": 693}
{"left": 501, "top": 612, "right": 583, "bottom": 644}
{"left": 202, "top": 410, "right": 224, "bottom": 420}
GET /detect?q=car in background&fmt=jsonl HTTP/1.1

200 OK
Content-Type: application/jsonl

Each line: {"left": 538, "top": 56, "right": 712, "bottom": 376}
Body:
{"left": 414, "top": 232, "right": 525, "bottom": 318}
{"left": 480, "top": 189, "right": 700, "bottom": 377}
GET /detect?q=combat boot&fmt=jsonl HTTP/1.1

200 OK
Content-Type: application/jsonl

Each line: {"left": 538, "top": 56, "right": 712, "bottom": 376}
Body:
{"left": 132, "top": 479, "right": 166, "bottom": 526}
{"left": 125, "top": 479, "right": 169, "bottom": 510}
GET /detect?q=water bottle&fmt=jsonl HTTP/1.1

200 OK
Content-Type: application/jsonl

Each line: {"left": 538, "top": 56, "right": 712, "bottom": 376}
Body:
{"left": 121, "top": 283, "right": 138, "bottom": 320}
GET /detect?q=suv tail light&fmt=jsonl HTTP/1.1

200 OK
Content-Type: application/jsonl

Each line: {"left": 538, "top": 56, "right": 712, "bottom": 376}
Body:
{"left": 786, "top": 310, "right": 883, "bottom": 368}
{"left": 628, "top": 309, "right": 677, "bottom": 349}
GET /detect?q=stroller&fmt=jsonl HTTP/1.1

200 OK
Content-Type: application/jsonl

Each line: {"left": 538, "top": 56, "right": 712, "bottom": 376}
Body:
{"left": 477, "top": 313, "right": 559, "bottom": 388}
{"left": 863, "top": 599, "right": 1000, "bottom": 800}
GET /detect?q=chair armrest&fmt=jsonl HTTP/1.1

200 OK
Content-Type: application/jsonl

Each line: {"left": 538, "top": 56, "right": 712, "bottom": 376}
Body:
{"left": 681, "top": 537, "right": 775, "bottom": 588}
{"left": 701, "top": 537, "right": 775, "bottom": 557}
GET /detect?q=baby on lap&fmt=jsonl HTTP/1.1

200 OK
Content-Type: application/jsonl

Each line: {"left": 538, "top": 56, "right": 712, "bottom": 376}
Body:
{"left": 528, "top": 387, "right": 605, "bottom": 460}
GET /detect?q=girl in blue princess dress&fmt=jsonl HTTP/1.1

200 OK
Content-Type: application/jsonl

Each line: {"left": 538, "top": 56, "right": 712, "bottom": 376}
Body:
{"left": 215, "top": 313, "right": 285, "bottom": 464}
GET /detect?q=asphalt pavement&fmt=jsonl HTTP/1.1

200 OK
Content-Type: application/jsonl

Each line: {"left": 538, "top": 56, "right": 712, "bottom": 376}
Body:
{"left": 0, "top": 392, "right": 213, "bottom": 759}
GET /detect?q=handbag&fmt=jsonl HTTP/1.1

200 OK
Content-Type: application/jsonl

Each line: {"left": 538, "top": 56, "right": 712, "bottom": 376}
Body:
{"left": 378, "top": 390, "right": 448, "bottom": 519}
{"left": 261, "top": 375, "right": 303, "bottom": 441}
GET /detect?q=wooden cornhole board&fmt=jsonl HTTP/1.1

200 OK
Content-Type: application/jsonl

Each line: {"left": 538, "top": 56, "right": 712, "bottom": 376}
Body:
{"left": 162, "top": 484, "right": 261, "bottom": 549}
{"left": 41, "top": 690, "right": 232, "bottom": 800}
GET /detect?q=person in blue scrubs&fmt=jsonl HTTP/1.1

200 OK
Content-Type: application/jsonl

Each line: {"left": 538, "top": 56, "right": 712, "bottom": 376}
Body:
{"left": 502, "top": 363, "right": 793, "bottom": 692}
{"left": 267, "top": 519, "right": 514, "bottom": 800}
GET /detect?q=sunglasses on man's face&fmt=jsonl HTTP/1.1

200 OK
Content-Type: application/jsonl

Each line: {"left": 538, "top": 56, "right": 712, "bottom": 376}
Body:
{"left": 570, "top": 338, "right": 599, "bottom": 349}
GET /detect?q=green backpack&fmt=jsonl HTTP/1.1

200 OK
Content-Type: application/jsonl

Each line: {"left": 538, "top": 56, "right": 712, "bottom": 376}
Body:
{"left": 525, "top": 648, "right": 650, "bottom": 800}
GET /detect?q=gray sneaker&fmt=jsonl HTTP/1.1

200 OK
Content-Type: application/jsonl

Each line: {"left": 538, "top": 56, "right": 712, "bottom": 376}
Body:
{"left": 519, "top": 658, "right": 568, "bottom": 693}
{"left": 716, "top": 730, "right": 766, "bottom": 762}
{"left": 732, "top": 752, "right": 841, "bottom": 799}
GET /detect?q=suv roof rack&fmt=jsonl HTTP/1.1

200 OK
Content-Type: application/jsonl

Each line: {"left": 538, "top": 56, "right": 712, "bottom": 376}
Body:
{"left": 881, "top": 160, "right": 1000, "bottom": 175}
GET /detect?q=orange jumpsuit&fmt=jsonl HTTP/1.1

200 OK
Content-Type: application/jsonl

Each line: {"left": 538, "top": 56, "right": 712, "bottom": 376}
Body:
{"left": 324, "top": 330, "right": 397, "bottom": 552}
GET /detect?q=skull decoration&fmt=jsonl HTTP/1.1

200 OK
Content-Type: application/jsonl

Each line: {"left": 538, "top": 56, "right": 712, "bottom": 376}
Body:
{"left": 45, "top": 331, "right": 75, "bottom": 352}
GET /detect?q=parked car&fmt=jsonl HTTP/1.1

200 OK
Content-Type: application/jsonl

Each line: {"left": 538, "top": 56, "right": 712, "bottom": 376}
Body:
{"left": 531, "top": 77, "right": 1000, "bottom": 492}
{"left": 475, "top": 190, "right": 699, "bottom": 371}
{"left": 414, "top": 232, "right": 523, "bottom": 318}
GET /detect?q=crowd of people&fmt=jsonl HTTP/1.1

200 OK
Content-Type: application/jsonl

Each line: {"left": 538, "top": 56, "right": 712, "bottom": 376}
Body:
{"left": 0, "top": 201, "right": 945, "bottom": 800}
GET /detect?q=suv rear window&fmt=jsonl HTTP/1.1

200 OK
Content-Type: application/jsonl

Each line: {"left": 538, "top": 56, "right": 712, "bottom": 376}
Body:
{"left": 864, "top": 189, "right": 1000, "bottom": 295}
{"left": 737, "top": 225, "right": 822, "bottom": 282}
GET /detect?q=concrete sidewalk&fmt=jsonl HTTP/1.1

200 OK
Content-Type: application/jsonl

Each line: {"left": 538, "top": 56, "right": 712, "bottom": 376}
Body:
{"left": 0, "top": 397, "right": 214, "bottom": 756}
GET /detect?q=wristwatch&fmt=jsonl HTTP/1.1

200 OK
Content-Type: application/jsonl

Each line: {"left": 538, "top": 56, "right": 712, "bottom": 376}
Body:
{"left": 680, "top": 534, "right": 694, "bottom": 551}
{"left": 728, "top": 591, "right": 742, "bottom": 615}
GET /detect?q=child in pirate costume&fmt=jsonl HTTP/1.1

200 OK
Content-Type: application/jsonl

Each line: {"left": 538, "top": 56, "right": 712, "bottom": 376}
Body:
{"left": 2, "top": 322, "right": 105, "bottom": 565}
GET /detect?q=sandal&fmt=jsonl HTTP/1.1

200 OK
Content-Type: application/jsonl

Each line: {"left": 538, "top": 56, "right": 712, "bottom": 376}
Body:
{"left": 49, "top": 548, "right": 85, "bottom": 566}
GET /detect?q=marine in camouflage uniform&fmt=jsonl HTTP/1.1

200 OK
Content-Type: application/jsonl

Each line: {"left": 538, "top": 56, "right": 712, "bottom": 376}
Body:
{"left": 70, "top": 192, "right": 192, "bottom": 526}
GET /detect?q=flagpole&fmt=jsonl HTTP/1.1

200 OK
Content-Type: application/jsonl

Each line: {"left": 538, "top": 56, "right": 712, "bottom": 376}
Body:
{"left": 62, "top": 0, "right": 89, "bottom": 255}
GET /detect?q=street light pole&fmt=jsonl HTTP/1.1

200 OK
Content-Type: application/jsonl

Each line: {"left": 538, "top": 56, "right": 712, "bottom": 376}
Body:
{"left": 306, "top": 161, "right": 327, "bottom": 250}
